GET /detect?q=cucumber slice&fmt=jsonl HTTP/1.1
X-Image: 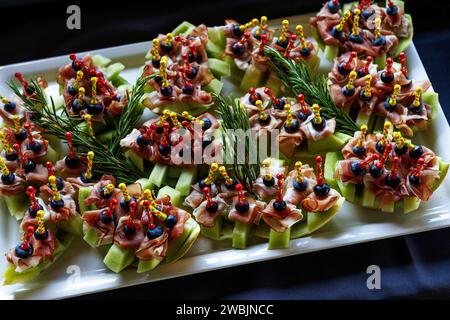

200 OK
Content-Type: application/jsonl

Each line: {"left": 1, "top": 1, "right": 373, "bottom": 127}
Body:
{"left": 305, "top": 197, "right": 345, "bottom": 235}
{"left": 171, "top": 21, "right": 196, "bottom": 36}
{"left": 105, "top": 62, "right": 125, "bottom": 81}
{"left": 324, "top": 151, "right": 341, "bottom": 190}
{"left": 92, "top": 54, "right": 112, "bottom": 68}
{"left": 83, "top": 226, "right": 100, "bottom": 248}
{"left": 167, "top": 178, "right": 177, "bottom": 187}
{"left": 200, "top": 217, "right": 223, "bottom": 240}
{"left": 240, "top": 64, "right": 265, "bottom": 91}
{"left": 433, "top": 159, "right": 449, "bottom": 191}
{"left": 381, "top": 201, "right": 395, "bottom": 213}
{"left": 37, "top": 145, "right": 60, "bottom": 165}
{"left": 168, "top": 167, "right": 182, "bottom": 179}
{"left": 137, "top": 258, "right": 161, "bottom": 273}
{"left": 307, "top": 134, "right": 346, "bottom": 153}
{"left": 175, "top": 167, "right": 198, "bottom": 196}
{"left": 395, "top": 13, "right": 413, "bottom": 56}
{"left": 324, "top": 45, "right": 339, "bottom": 62}
{"left": 204, "top": 78, "right": 223, "bottom": 94}
{"left": 361, "top": 187, "right": 376, "bottom": 208}
{"left": 208, "top": 58, "right": 231, "bottom": 78}
{"left": 103, "top": 244, "right": 136, "bottom": 273}
{"left": 311, "top": 26, "right": 325, "bottom": 51}
{"left": 205, "top": 41, "right": 223, "bottom": 59}
{"left": 207, "top": 26, "right": 226, "bottom": 50}
{"left": 403, "top": 196, "right": 421, "bottom": 214}
{"left": 268, "top": 228, "right": 291, "bottom": 249}
{"left": 355, "top": 111, "right": 376, "bottom": 131}
{"left": 165, "top": 218, "right": 199, "bottom": 263}
{"left": 4, "top": 194, "right": 28, "bottom": 220}
{"left": 135, "top": 178, "right": 155, "bottom": 191}
{"left": 334, "top": 132, "right": 352, "bottom": 144}
{"left": 223, "top": 56, "right": 244, "bottom": 82}
{"left": 78, "top": 186, "right": 95, "bottom": 214}
{"left": 375, "top": 53, "right": 387, "bottom": 70}
{"left": 422, "top": 91, "right": 440, "bottom": 121}
{"left": 124, "top": 149, "right": 145, "bottom": 173}
{"left": 232, "top": 221, "right": 253, "bottom": 249}
{"left": 58, "top": 214, "right": 83, "bottom": 236}
{"left": 3, "top": 234, "right": 73, "bottom": 285}
{"left": 45, "top": 92, "right": 65, "bottom": 110}
{"left": 264, "top": 72, "right": 283, "bottom": 97}
{"left": 336, "top": 180, "right": 357, "bottom": 203}
{"left": 97, "top": 130, "right": 115, "bottom": 144}
{"left": 149, "top": 163, "right": 169, "bottom": 187}
{"left": 157, "top": 186, "right": 182, "bottom": 207}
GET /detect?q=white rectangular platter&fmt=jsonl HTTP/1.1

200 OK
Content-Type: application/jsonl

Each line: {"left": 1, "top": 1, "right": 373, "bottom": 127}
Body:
{"left": 0, "top": 14, "right": 449, "bottom": 300}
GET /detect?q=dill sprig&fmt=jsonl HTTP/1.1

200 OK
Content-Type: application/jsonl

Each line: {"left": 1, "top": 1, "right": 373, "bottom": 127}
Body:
{"left": 9, "top": 77, "right": 148, "bottom": 184}
{"left": 264, "top": 46, "right": 358, "bottom": 136}
{"left": 215, "top": 93, "right": 259, "bottom": 191}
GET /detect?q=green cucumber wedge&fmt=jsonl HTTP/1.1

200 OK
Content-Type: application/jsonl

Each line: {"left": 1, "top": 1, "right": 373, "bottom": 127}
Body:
{"left": 124, "top": 149, "right": 145, "bottom": 173}
{"left": 105, "top": 62, "right": 125, "bottom": 81}
{"left": 200, "top": 217, "right": 223, "bottom": 240}
{"left": 78, "top": 186, "right": 95, "bottom": 214}
{"left": 103, "top": 244, "right": 136, "bottom": 273}
{"left": 268, "top": 228, "right": 291, "bottom": 249}
{"left": 171, "top": 21, "right": 196, "bottom": 37}
{"left": 4, "top": 194, "right": 28, "bottom": 220}
{"left": 207, "top": 26, "right": 226, "bottom": 50}
{"left": 135, "top": 178, "right": 156, "bottom": 191}
{"left": 324, "top": 45, "right": 339, "bottom": 62}
{"left": 157, "top": 186, "right": 182, "bottom": 207}
{"left": 175, "top": 167, "right": 198, "bottom": 196}
{"left": 205, "top": 41, "right": 223, "bottom": 59}
{"left": 324, "top": 151, "right": 341, "bottom": 190}
{"left": 149, "top": 163, "right": 169, "bottom": 187}
{"left": 395, "top": 13, "right": 413, "bottom": 56}
{"left": 423, "top": 91, "right": 440, "bottom": 121}
{"left": 232, "top": 221, "right": 253, "bottom": 249}
{"left": 336, "top": 180, "right": 357, "bottom": 203}
{"left": 204, "top": 78, "right": 224, "bottom": 94}
{"left": 137, "top": 258, "right": 161, "bottom": 273}
{"left": 92, "top": 54, "right": 111, "bottom": 68}
{"left": 57, "top": 214, "right": 83, "bottom": 236}
{"left": 307, "top": 134, "right": 347, "bottom": 153}
{"left": 208, "top": 58, "right": 231, "bottom": 78}
{"left": 165, "top": 218, "right": 200, "bottom": 263}
{"left": 240, "top": 64, "right": 265, "bottom": 91}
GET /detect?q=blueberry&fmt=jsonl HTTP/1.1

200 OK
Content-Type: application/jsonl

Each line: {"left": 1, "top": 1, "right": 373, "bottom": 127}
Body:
{"left": 314, "top": 183, "right": 331, "bottom": 197}
{"left": 188, "top": 52, "right": 202, "bottom": 64}
{"left": 3, "top": 101, "right": 16, "bottom": 112}
{"left": 115, "top": 93, "right": 122, "bottom": 102}
{"left": 362, "top": 8, "right": 375, "bottom": 19}
{"left": 409, "top": 145, "right": 423, "bottom": 159}
{"left": 15, "top": 243, "right": 33, "bottom": 259}
{"left": 300, "top": 47, "right": 311, "bottom": 57}
{"left": 369, "top": 164, "right": 384, "bottom": 178}
{"left": 5, "top": 150, "right": 18, "bottom": 161}
{"left": 384, "top": 98, "right": 398, "bottom": 112}
{"left": 123, "top": 224, "right": 136, "bottom": 236}
{"left": 381, "top": 71, "right": 394, "bottom": 84}
{"left": 160, "top": 85, "right": 173, "bottom": 97}
{"left": 375, "top": 141, "right": 386, "bottom": 154}
{"left": 160, "top": 41, "right": 173, "bottom": 53}
{"left": 276, "top": 38, "right": 289, "bottom": 48}
{"left": 258, "top": 115, "right": 272, "bottom": 125}
{"left": 100, "top": 186, "right": 113, "bottom": 199}
{"left": 394, "top": 145, "right": 408, "bottom": 156}
{"left": 342, "top": 86, "right": 356, "bottom": 97}
{"left": 408, "top": 102, "right": 423, "bottom": 114}
{"left": 151, "top": 58, "right": 160, "bottom": 68}
{"left": 67, "top": 85, "right": 77, "bottom": 96}
{"left": 293, "top": 179, "right": 308, "bottom": 191}
{"left": 206, "top": 202, "right": 219, "bottom": 213}
{"left": 372, "top": 35, "right": 386, "bottom": 47}
{"left": 15, "top": 128, "right": 27, "bottom": 142}
{"left": 25, "top": 86, "right": 35, "bottom": 95}
{"left": 50, "top": 198, "right": 65, "bottom": 211}
{"left": 263, "top": 176, "right": 275, "bottom": 187}
{"left": 165, "top": 214, "right": 177, "bottom": 228}
{"left": 312, "top": 117, "right": 326, "bottom": 131}
{"left": 349, "top": 33, "right": 363, "bottom": 44}
{"left": 327, "top": 0, "right": 341, "bottom": 13}
{"left": 353, "top": 145, "right": 366, "bottom": 157}
{"left": 72, "top": 61, "right": 82, "bottom": 71}
{"left": 359, "top": 89, "right": 372, "bottom": 101}
{"left": 409, "top": 173, "right": 421, "bottom": 185}
{"left": 253, "top": 29, "right": 266, "bottom": 41}
{"left": 65, "top": 155, "right": 80, "bottom": 168}
{"left": 273, "top": 200, "right": 287, "bottom": 211}
{"left": 358, "top": 67, "right": 369, "bottom": 78}
{"left": 273, "top": 97, "right": 286, "bottom": 110}
{"left": 120, "top": 196, "right": 136, "bottom": 211}
{"left": 386, "top": 4, "right": 398, "bottom": 16}
{"left": 34, "top": 229, "right": 48, "bottom": 241}
{"left": 158, "top": 144, "right": 171, "bottom": 156}
{"left": 235, "top": 199, "right": 250, "bottom": 213}
{"left": 55, "top": 177, "right": 65, "bottom": 191}
{"left": 298, "top": 110, "right": 312, "bottom": 122}
{"left": 231, "top": 24, "right": 244, "bottom": 38}
{"left": 1, "top": 172, "right": 15, "bottom": 185}
{"left": 338, "top": 63, "right": 352, "bottom": 76}
{"left": 136, "top": 134, "right": 150, "bottom": 148}
{"left": 147, "top": 226, "right": 163, "bottom": 239}
{"left": 100, "top": 209, "right": 115, "bottom": 224}
{"left": 385, "top": 173, "right": 401, "bottom": 188}
{"left": 224, "top": 177, "right": 238, "bottom": 190}
{"left": 182, "top": 84, "right": 195, "bottom": 95}
{"left": 351, "top": 161, "right": 366, "bottom": 176}
{"left": 284, "top": 118, "right": 300, "bottom": 133}
{"left": 186, "top": 67, "right": 198, "bottom": 80}
{"left": 331, "top": 26, "right": 343, "bottom": 39}
{"left": 29, "top": 203, "right": 44, "bottom": 218}
{"left": 23, "top": 160, "right": 37, "bottom": 173}
{"left": 202, "top": 117, "right": 212, "bottom": 131}
{"left": 27, "top": 140, "right": 42, "bottom": 154}
{"left": 87, "top": 103, "right": 103, "bottom": 115}
{"left": 72, "top": 98, "right": 87, "bottom": 114}
{"left": 248, "top": 92, "right": 262, "bottom": 105}
{"left": 232, "top": 42, "right": 246, "bottom": 56}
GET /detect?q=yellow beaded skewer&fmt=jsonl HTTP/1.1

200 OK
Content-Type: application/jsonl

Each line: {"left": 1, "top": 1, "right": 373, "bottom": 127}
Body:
{"left": 118, "top": 183, "right": 131, "bottom": 202}
{"left": 163, "top": 33, "right": 173, "bottom": 48}
{"left": 356, "top": 125, "right": 368, "bottom": 149}
{"left": 346, "top": 70, "right": 357, "bottom": 91}
{"left": 12, "top": 115, "right": 22, "bottom": 135}
{"left": 48, "top": 176, "right": 61, "bottom": 202}
{"left": 256, "top": 100, "right": 268, "bottom": 122}
{"left": 0, "top": 131, "right": 14, "bottom": 156}
{"left": 374, "top": 17, "right": 382, "bottom": 40}
{"left": 90, "top": 77, "right": 98, "bottom": 105}
{"left": 352, "top": 8, "right": 361, "bottom": 37}
{"left": 262, "top": 158, "right": 273, "bottom": 182}
{"left": 296, "top": 25, "right": 309, "bottom": 50}
{"left": 335, "top": 10, "right": 351, "bottom": 32}
{"left": 219, "top": 166, "right": 234, "bottom": 187}
{"left": 84, "top": 114, "right": 94, "bottom": 138}
{"left": 312, "top": 104, "right": 323, "bottom": 125}
{"left": 103, "top": 183, "right": 115, "bottom": 197}
{"left": 363, "top": 74, "right": 372, "bottom": 98}
{"left": 295, "top": 161, "right": 304, "bottom": 184}
{"left": 412, "top": 87, "right": 423, "bottom": 108}
{"left": 284, "top": 103, "right": 293, "bottom": 127}
{"left": 36, "top": 210, "right": 46, "bottom": 236}
{"left": 388, "top": 84, "right": 401, "bottom": 108}
{"left": 0, "top": 157, "right": 11, "bottom": 178}
{"left": 170, "top": 112, "right": 182, "bottom": 129}
{"left": 151, "top": 38, "right": 160, "bottom": 62}
{"left": 279, "top": 20, "right": 289, "bottom": 43}
{"left": 74, "top": 70, "right": 84, "bottom": 91}
{"left": 84, "top": 151, "right": 94, "bottom": 181}
{"left": 203, "top": 162, "right": 219, "bottom": 185}
{"left": 255, "top": 16, "right": 268, "bottom": 37}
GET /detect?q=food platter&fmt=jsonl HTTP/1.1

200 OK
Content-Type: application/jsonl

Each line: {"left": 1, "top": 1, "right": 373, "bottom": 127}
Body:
{"left": 0, "top": 11, "right": 449, "bottom": 300}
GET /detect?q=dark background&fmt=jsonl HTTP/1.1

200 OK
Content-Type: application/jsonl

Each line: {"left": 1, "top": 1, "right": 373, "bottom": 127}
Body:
{"left": 2, "top": 0, "right": 450, "bottom": 299}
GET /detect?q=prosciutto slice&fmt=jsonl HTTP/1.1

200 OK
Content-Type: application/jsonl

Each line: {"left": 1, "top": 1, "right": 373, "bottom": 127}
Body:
{"left": 252, "top": 166, "right": 287, "bottom": 200}
{"left": 84, "top": 175, "right": 118, "bottom": 209}
{"left": 21, "top": 136, "right": 49, "bottom": 160}
{"left": 114, "top": 217, "right": 145, "bottom": 250}
{"left": 184, "top": 182, "right": 219, "bottom": 209}
{"left": 135, "top": 230, "right": 169, "bottom": 261}
{"left": 278, "top": 126, "right": 303, "bottom": 159}
{"left": 54, "top": 156, "right": 87, "bottom": 178}
{"left": 30, "top": 228, "right": 59, "bottom": 262}
{"left": 262, "top": 200, "right": 303, "bottom": 233}
{"left": 342, "top": 131, "right": 369, "bottom": 159}
{"left": 284, "top": 167, "right": 315, "bottom": 206}
{"left": 40, "top": 179, "right": 75, "bottom": 199}
{"left": 6, "top": 248, "right": 42, "bottom": 272}
{"left": 363, "top": 173, "right": 409, "bottom": 208}
{"left": 48, "top": 195, "right": 78, "bottom": 223}
{"left": 15, "top": 164, "right": 49, "bottom": 185}
{"left": 239, "top": 87, "right": 270, "bottom": 117}
{"left": 192, "top": 196, "right": 228, "bottom": 228}
{"left": 334, "top": 160, "right": 365, "bottom": 185}
{"left": 166, "top": 207, "right": 190, "bottom": 240}
{"left": 82, "top": 208, "right": 116, "bottom": 246}
{"left": 301, "top": 189, "right": 341, "bottom": 212}
{"left": 227, "top": 196, "right": 265, "bottom": 225}
{"left": 0, "top": 174, "right": 26, "bottom": 197}
{"left": 406, "top": 169, "right": 439, "bottom": 202}
{"left": 300, "top": 115, "right": 336, "bottom": 141}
